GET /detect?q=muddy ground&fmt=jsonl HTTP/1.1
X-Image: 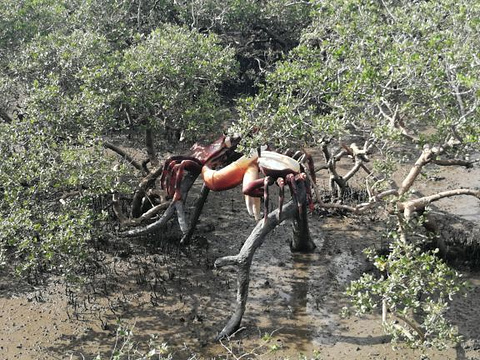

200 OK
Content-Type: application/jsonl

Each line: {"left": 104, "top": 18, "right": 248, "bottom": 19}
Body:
{"left": 1, "top": 150, "right": 479, "bottom": 360}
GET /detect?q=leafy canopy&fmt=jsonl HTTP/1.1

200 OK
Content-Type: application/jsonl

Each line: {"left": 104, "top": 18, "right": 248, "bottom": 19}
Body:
{"left": 0, "top": 3, "right": 238, "bottom": 277}
{"left": 233, "top": 0, "right": 480, "bottom": 151}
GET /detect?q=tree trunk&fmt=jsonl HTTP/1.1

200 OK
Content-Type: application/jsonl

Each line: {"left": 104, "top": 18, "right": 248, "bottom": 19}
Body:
{"left": 214, "top": 181, "right": 314, "bottom": 339}
{"left": 291, "top": 200, "right": 316, "bottom": 252}
{"left": 145, "top": 127, "right": 159, "bottom": 168}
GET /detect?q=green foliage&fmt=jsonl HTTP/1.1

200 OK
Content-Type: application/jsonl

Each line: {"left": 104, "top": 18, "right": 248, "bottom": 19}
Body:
{"left": 13, "top": 29, "right": 122, "bottom": 132}
{"left": 234, "top": 0, "right": 480, "bottom": 152}
{"left": 1, "top": 0, "right": 240, "bottom": 279}
{"left": 172, "top": 0, "right": 313, "bottom": 90}
{"left": 0, "top": 121, "right": 117, "bottom": 277}
{"left": 9, "top": 23, "right": 237, "bottom": 139}
{"left": 120, "top": 25, "right": 237, "bottom": 139}
{"left": 0, "top": 0, "right": 70, "bottom": 53}
{"left": 0, "top": 5, "right": 475, "bottom": 356}
{"left": 179, "top": 0, "right": 311, "bottom": 48}
{"left": 344, "top": 235, "right": 467, "bottom": 349}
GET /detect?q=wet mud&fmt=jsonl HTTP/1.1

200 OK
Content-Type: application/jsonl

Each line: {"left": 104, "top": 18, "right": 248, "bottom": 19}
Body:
{"left": 1, "top": 152, "right": 479, "bottom": 360}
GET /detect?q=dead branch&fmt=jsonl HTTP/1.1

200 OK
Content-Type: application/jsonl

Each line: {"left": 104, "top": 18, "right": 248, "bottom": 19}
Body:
{"left": 104, "top": 141, "right": 145, "bottom": 173}
{"left": 327, "top": 157, "right": 348, "bottom": 198}
{"left": 432, "top": 158, "right": 478, "bottom": 168}
{"left": 398, "top": 188, "right": 480, "bottom": 221}
{"left": 377, "top": 100, "right": 419, "bottom": 142}
{"left": 115, "top": 200, "right": 171, "bottom": 228}
{"left": 0, "top": 108, "right": 13, "bottom": 123}
{"left": 131, "top": 165, "right": 165, "bottom": 218}
{"left": 343, "top": 157, "right": 364, "bottom": 183}
{"left": 318, "top": 188, "right": 398, "bottom": 214}
{"left": 120, "top": 201, "right": 177, "bottom": 238}
{"left": 214, "top": 201, "right": 298, "bottom": 338}
{"left": 326, "top": 142, "right": 373, "bottom": 197}
{"left": 398, "top": 145, "right": 443, "bottom": 196}
{"left": 320, "top": 140, "right": 331, "bottom": 163}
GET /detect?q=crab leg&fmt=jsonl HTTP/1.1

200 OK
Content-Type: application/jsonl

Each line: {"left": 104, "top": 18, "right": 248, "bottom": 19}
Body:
{"left": 277, "top": 178, "right": 285, "bottom": 219}
{"left": 263, "top": 176, "right": 275, "bottom": 223}
{"left": 160, "top": 156, "right": 202, "bottom": 198}
{"left": 286, "top": 173, "right": 302, "bottom": 216}
{"left": 170, "top": 160, "right": 203, "bottom": 201}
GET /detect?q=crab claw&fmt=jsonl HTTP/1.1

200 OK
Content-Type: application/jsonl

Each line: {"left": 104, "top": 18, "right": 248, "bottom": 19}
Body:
{"left": 202, "top": 153, "right": 258, "bottom": 192}
{"left": 243, "top": 163, "right": 261, "bottom": 221}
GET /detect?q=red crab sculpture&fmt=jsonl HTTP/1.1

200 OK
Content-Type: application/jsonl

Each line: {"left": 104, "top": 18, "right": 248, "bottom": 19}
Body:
{"left": 161, "top": 135, "right": 315, "bottom": 222}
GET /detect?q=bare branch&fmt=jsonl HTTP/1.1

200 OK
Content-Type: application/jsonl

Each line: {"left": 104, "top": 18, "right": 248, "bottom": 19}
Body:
{"left": 432, "top": 158, "right": 478, "bottom": 168}
{"left": 120, "top": 201, "right": 177, "bottom": 237}
{"left": 318, "top": 188, "right": 398, "bottom": 214}
{"left": 116, "top": 201, "right": 171, "bottom": 228}
{"left": 214, "top": 255, "right": 240, "bottom": 268}
{"left": 343, "top": 159, "right": 363, "bottom": 183}
{"left": 393, "top": 315, "right": 425, "bottom": 343}
{"left": 131, "top": 165, "right": 165, "bottom": 217}
{"left": 215, "top": 181, "right": 313, "bottom": 340}
{"left": 398, "top": 145, "right": 443, "bottom": 196}
{"left": 381, "top": 0, "right": 397, "bottom": 22}
{"left": 104, "top": 141, "right": 145, "bottom": 173}
{"left": 0, "top": 108, "right": 13, "bottom": 123}
{"left": 398, "top": 188, "right": 480, "bottom": 220}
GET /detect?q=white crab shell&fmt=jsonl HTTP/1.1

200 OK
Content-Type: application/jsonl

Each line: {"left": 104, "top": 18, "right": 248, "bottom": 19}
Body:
{"left": 257, "top": 151, "right": 301, "bottom": 173}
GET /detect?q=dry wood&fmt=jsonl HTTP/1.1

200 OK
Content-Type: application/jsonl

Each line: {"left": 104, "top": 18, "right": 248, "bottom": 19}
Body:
{"left": 398, "top": 188, "right": 480, "bottom": 221}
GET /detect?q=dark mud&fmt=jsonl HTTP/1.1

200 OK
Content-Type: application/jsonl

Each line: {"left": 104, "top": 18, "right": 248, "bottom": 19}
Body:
{"left": 1, "top": 153, "right": 479, "bottom": 360}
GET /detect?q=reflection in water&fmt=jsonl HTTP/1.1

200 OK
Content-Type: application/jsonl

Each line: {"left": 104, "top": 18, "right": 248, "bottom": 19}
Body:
{"left": 288, "top": 254, "right": 311, "bottom": 315}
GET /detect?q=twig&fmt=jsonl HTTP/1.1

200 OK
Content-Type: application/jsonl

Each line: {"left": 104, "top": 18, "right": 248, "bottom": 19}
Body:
{"left": 117, "top": 201, "right": 171, "bottom": 228}
{"left": 432, "top": 158, "right": 477, "bottom": 168}
{"left": 395, "top": 313, "right": 426, "bottom": 342}
{"left": 104, "top": 141, "right": 145, "bottom": 173}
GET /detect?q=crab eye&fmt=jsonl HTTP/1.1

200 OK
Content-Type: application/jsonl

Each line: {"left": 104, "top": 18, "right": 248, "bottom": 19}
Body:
{"left": 224, "top": 136, "right": 232, "bottom": 148}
